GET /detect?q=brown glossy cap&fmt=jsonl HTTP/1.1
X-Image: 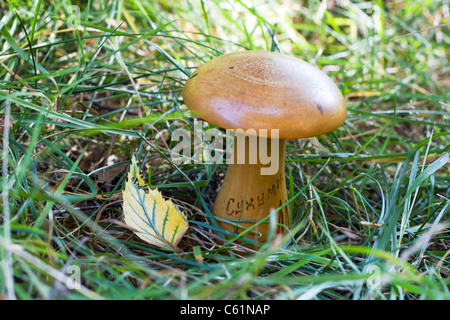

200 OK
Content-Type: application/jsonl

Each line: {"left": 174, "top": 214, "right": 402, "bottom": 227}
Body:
{"left": 182, "top": 51, "right": 347, "bottom": 139}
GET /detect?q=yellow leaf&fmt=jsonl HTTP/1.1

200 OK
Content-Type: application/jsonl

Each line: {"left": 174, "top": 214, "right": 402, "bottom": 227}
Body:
{"left": 128, "top": 155, "right": 146, "bottom": 187}
{"left": 122, "top": 156, "right": 188, "bottom": 251}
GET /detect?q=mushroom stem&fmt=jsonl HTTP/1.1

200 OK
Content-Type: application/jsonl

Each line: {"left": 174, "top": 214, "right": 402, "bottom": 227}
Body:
{"left": 212, "top": 133, "right": 290, "bottom": 246}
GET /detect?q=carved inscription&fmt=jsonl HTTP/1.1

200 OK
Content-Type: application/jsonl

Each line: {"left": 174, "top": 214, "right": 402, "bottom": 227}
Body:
{"left": 225, "top": 173, "right": 288, "bottom": 217}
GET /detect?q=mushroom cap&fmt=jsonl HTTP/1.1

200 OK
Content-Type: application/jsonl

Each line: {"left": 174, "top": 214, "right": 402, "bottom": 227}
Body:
{"left": 182, "top": 51, "right": 347, "bottom": 139}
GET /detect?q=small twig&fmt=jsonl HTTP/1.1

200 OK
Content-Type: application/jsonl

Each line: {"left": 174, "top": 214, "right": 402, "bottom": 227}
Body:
{"left": 389, "top": 23, "right": 450, "bottom": 41}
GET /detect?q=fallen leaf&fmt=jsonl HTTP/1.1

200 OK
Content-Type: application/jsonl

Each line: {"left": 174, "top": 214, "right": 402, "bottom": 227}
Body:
{"left": 95, "top": 163, "right": 128, "bottom": 185}
{"left": 122, "top": 156, "right": 188, "bottom": 251}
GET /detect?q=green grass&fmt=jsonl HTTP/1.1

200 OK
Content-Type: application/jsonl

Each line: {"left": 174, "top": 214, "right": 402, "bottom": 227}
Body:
{"left": 0, "top": 0, "right": 449, "bottom": 300}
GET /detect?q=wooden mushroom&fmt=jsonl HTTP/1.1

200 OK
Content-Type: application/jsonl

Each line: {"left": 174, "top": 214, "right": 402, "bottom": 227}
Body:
{"left": 182, "top": 51, "right": 347, "bottom": 246}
